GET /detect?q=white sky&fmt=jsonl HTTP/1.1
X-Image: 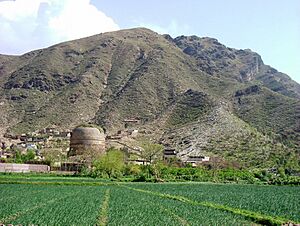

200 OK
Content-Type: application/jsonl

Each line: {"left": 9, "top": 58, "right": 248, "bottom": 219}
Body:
{"left": 0, "top": 0, "right": 119, "bottom": 54}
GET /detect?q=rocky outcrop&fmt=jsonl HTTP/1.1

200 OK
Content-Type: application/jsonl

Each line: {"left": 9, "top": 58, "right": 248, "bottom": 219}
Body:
{"left": 235, "top": 85, "right": 261, "bottom": 97}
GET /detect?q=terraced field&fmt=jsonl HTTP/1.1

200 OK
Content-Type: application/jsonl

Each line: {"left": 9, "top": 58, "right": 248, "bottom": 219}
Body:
{"left": 0, "top": 176, "right": 299, "bottom": 225}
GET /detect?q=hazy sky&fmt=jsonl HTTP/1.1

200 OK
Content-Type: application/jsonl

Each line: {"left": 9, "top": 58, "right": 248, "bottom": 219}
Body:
{"left": 0, "top": 0, "right": 299, "bottom": 83}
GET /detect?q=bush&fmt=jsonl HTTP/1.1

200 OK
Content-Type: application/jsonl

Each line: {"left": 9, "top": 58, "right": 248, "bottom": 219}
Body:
{"left": 124, "top": 164, "right": 142, "bottom": 176}
{"left": 132, "top": 174, "right": 147, "bottom": 182}
{"left": 92, "top": 148, "right": 125, "bottom": 178}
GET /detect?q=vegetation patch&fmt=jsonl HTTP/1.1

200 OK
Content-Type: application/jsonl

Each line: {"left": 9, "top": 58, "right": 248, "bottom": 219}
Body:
{"left": 167, "top": 89, "right": 213, "bottom": 126}
{"left": 122, "top": 185, "right": 299, "bottom": 225}
{"left": 0, "top": 180, "right": 299, "bottom": 225}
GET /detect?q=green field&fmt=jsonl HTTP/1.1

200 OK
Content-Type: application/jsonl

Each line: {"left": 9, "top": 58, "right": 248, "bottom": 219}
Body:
{"left": 0, "top": 176, "right": 299, "bottom": 225}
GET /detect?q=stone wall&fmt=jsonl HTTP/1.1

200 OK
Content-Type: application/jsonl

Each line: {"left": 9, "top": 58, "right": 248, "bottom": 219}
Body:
{"left": 0, "top": 163, "right": 50, "bottom": 173}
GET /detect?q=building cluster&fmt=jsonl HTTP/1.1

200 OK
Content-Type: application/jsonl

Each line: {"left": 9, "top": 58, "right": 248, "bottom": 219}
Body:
{"left": 106, "top": 129, "right": 139, "bottom": 140}
{"left": 0, "top": 119, "right": 211, "bottom": 172}
{"left": 0, "top": 127, "right": 71, "bottom": 161}
{"left": 163, "top": 148, "right": 210, "bottom": 166}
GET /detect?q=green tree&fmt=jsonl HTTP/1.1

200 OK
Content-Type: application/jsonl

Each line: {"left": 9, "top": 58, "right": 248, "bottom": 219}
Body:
{"left": 93, "top": 148, "right": 125, "bottom": 178}
{"left": 23, "top": 150, "right": 36, "bottom": 162}
{"left": 15, "top": 150, "right": 23, "bottom": 163}
{"left": 126, "top": 164, "right": 141, "bottom": 176}
{"left": 139, "top": 141, "right": 164, "bottom": 164}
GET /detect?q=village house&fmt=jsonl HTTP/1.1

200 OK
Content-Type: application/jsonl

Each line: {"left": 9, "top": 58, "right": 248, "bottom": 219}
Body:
{"left": 163, "top": 148, "right": 177, "bottom": 160}
{"left": 123, "top": 118, "right": 140, "bottom": 128}
{"left": 186, "top": 155, "right": 210, "bottom": 166}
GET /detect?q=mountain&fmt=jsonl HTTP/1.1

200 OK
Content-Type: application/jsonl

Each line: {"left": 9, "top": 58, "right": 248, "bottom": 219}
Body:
{"left": 0, "top": 28, "right": 299, "bottom": 168}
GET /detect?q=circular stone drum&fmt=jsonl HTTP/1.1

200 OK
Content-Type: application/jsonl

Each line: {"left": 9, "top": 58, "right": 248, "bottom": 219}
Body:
{"left": 68, "top": 127, "right": 105, "bottom": 158}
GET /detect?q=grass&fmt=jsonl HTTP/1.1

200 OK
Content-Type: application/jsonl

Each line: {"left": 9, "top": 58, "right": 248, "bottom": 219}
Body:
{"left": 108, "top": 186, "right": 181, "bottom": 225}
{"left": 129, "top": 183, "right": 300, "bottom": 223}
{"left": 109, "top": 186, "right": 255, "bottom": 225}
{"left": 0, "top": 175, "right": 299, "bottom": 225}
{"left": 0, "top": 184, "right": 107, "bottom": 225}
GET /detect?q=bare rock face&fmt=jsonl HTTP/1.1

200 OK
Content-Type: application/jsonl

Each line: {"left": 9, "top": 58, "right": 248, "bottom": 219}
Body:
{"left": 68, "top": 127, "right": 105, "bottom": 161}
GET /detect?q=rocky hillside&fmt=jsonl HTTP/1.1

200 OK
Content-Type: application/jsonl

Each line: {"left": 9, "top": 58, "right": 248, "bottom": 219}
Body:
{"left": 0, "top": 28, "right": 299, "bottom": 168}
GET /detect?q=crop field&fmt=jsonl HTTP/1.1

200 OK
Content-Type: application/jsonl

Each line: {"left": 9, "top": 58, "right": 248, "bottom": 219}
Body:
{"left": 0, "top": 176, "right": 299, "bottom": 225}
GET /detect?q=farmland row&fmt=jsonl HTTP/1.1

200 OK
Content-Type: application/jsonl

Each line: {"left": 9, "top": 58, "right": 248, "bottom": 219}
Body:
{"left": 1, "top": 184, "right": 256, "bottom": 225}
{"left": 1, "top": 182, "right": 299, "bottom": 225}
{"left": 109, "top": 186, "right": 256, "bottom": 225}
{"left": 128, "top": 183, "right": 300, "bottom": 222}
{"left": 0, "top": 185, "right": 107, "bottom": 225}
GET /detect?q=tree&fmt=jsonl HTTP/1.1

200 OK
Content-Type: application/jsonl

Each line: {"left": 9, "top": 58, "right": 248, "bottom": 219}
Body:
{"left": 15, "top": 150, "right": 23, "bottom": 163}
{"left": 23, "top": 150, "right": 36, "bottom": 162}
{"left": 139, "top": 141, "right": 164, "bottom": 164}
{"left": 93, "top": 148, "right": 125, "bottom": 178}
